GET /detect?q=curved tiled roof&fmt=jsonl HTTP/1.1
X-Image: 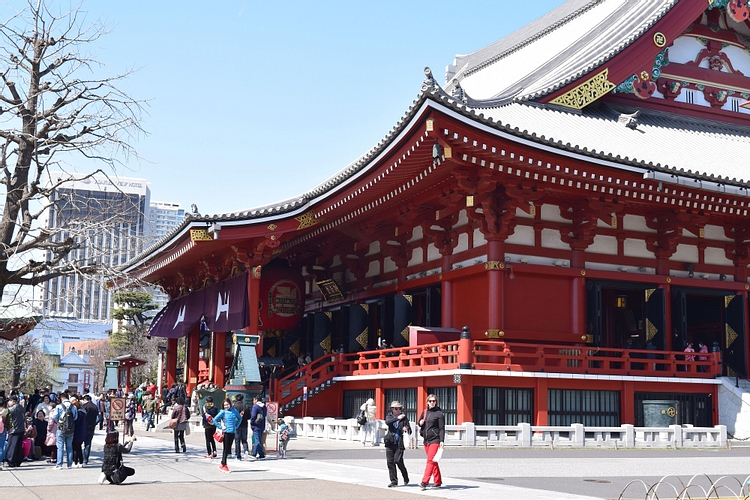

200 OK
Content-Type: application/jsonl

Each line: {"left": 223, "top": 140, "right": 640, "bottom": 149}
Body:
{"left": 445, "top": 0, "right": 678, "bottom": 105}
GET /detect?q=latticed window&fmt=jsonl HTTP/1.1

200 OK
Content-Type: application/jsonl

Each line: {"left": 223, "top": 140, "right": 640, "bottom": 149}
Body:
{"left": 548, "top": 389, "right": 620, "bottom": 426}
{"left": 426, "top": 387, "right": 457, "bottom": 425}
{"left": 343, "top": 389, "right": 374, "bottom": 420}
{"left": 385, "top": 388, "right": 417, "bottom": 423}
{"left": 473, "top": 387, "right": 533, "bottom": 425}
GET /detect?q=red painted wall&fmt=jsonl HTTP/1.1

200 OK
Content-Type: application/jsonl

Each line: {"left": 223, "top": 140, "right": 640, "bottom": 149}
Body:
{"left": 452, "top": 273, "right": 489, "bottom": 336}
{"left": 505, "top": 274, "right": 573, "bottom": 342}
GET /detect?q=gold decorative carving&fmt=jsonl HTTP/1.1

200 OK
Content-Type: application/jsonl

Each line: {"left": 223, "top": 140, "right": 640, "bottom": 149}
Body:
{"left": 466, "top": 195, "right": 474, "bottom": 207}
{"left": 267, "top": 345, "right": 276, "bottom": 357}
{"left": 611, "top": 215, "right": 617, "bottom": 228}
{"left": 549, "top": 69, "right": 616, "bottom": 109}
{"left": 529, "top": 204, "right": 536, "bottom": 216}
{"left": 320, "top": 334, "right": 331, "bottom": 353}
{"left": 190, "top": 229, "right": 212, "bottom": 242}
{"left": 356, "top": 328, "right": 369, "bottom": 349}
{"left": 666, "top": 277, "right": 672, "bottom": 283}
{"left": 485, "top": 329, "right": 504, "bottom": 338}
{"left": 295, "top": 210, "right": 321, "bottom": 230}
{"left": 404, "top": 295, "right": 413, "bottom": 306}
{"left": 580, "top": 270, "right": 586, "bottom": 276}
{"left": 435, "top": 210, "right": 440, "bottom": 220}
{"left": 727, "top": 323, "right": 738, "bottom": 347}
{"left": 267, "top": 223, "right": 277, "bottom": 231}
{"left": 484, "top": 261, "right": 504, "bottom": 270}
{"left": 646, "top": 319, "right": 658, "bottom": 341}
{"left": 645, "top": 288, "right": 655, "bottom": 303}
{"left": 400, "top": 325, "right": 410, "bottom": 342}
{"left": 251, "top": 266, "right": 262, "bottom": 279}
{"left": 324, "top": 312, "right": 333, "bottom": 321}
{"left": 746, "top": 284, "right": 749, "bottom": 290}
{"left": 653, "top": 32, "right": 667, "bottom": 48}
{"left": 725, "top": 295, "right": 735, "bottom": 308}
{"left": 699, "top": 227, "right": 705, "bottom": 238}
{"left": 361, "top": 303, "right": 369, "bottom": 314}
{"left": 289, "top": 339, "right": 300, "bottom": 358}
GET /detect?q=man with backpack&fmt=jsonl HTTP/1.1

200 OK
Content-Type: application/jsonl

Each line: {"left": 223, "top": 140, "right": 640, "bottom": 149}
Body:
{"left": 51, "top": 392, "right": 78, "bottom": 469}
{"left": 249, "top": 396, "right": 266, "bottom": 460}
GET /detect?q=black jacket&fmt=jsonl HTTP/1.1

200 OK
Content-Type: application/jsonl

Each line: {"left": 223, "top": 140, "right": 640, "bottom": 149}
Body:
{"left": 421, "top": 406, "right": 445, "bottom": 445}
{"left": 102, "top": 440, "right": 133, "bottom": 475}
{"left": 384, "top": 411, "right": 411, "bottom": 449}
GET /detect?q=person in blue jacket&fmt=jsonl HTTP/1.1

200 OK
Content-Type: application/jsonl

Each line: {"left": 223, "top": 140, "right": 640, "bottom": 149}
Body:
{"left": 249, "top": 396, "right": 267, "bottom": 459}
{"left": 213, "top": 398, "right": 241, "bottom": 473}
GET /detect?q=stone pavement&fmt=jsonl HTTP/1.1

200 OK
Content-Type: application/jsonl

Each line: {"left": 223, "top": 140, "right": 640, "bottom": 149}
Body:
{"left": 1, "top": 422, "right": 749, "bottom": 500}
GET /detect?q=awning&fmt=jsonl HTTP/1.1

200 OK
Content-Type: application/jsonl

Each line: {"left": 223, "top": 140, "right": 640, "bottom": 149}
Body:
{"left": 148, "top": 272, "right": 249, "bottom": 338}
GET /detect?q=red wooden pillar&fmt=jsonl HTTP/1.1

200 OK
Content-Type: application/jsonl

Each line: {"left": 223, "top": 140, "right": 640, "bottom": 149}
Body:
{"left": 213, "top": 331, "right": 227, "bottom": 387}
{"left": 187, "top": 325, "right": 200, "bottom": 394}
{"left": 572, "top": 276, "right": 586, "bottom": 340}
{"left": 375, "top": 383, "right": 384, "bottom": 420}
{"left": 417, "top": 382, "right": 428, "bottom": 420}
{"left": 456, "top": 376, "right": 472, "bottom": 424}
{"left": 166, "top": 338, "right": 178, "bottom": 387}
{"left": 441, "top": 254, "right": 453, "bottom": 328}
{"left": 622, "top": 381, "right": 635, "bottom": 424}
{"left": 535, "top": 378, "right": 548, "bottom": 425}
{"left": 487, "top": 239, "right": 504, "bottom": 332}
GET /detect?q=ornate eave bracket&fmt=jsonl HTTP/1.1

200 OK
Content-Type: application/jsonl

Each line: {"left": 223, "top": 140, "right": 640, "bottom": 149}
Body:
{"left": 549, "top": 69, "right": 617, "bottom": 110}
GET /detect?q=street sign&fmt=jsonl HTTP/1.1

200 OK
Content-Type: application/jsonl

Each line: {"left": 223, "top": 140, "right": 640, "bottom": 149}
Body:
{"left": 266, "top": 401, "right": 278, "bottom": 425}
{"left": 110, "top": 397, "right": 126, "bottom": 420}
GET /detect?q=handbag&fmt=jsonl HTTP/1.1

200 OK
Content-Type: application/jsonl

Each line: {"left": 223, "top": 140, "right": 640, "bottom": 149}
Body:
{"left": 213, "top": 429, "right": 224, "bottom": 443}
{"left": 432, "top": 446, "right": 443, "bottom": 463}
{"left": 168, "top": 418, "right": 179, "bottom": 429}
{"left": 356, "top": 409, "right": 367, "bottom": 426}
{"left": 383, "top": 432, "right": 395, "bottom": 446}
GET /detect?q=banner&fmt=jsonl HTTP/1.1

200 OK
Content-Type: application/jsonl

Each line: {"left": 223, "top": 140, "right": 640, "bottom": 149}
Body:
{"left": 148, "top": 272, "right": 249, "bottom": 338}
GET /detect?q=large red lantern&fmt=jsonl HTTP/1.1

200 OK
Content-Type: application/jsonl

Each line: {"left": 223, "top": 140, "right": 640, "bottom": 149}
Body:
{"left": 258, "top": 264, "right": 304, "bottom": 331}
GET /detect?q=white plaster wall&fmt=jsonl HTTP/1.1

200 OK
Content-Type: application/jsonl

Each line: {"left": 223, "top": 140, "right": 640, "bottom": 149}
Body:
{"left": 409, "top": 225, "right": 423, "bottom": 244}
{"left": 540, "top": 204, "right": 565, "bottom": 223}
{"left": 667, "top": 36, "right": 704, "bottom": 65}
{"left": 623, "top": 215, "right": 654, "bottom": 233}
{"left": 671, "top": 244, "right": 699, "bottom": 263}
{"left": 506, "top": 225, "right": 534, "bottom": 246}
{"left": 367, "top": 241, "right": 380, "bottom": 257}
{"left": 345, "top": 269, "right": 356, "bottom": 284}
{"left": 587, "top": 235, "right": 618, "bottom": 255}
{"left": 515, "top": 207, "right": 535, "bottom": 220}
{"left": 623, "top": 238, "right": 653, "bottom": 258}
{"left": 704, "top": 225, "right": 732, "bottom": 242}
{"left": 473, "top": 228, "right": 487, "bottom": 248}
{"left": 365, "top": 260, "right": 380, "bottom": 278}
{"left": 705, "top": 247, "right": 733, "bottom": 266}
{"left": 454, "top": 209, "right": 469, "bottom": 228}
{"left": 722, "top": 45, "right": 750, "bottom": 76}
{"left": 408, "top": 247, "right": 423, "bottom": 267}
{"left": 682, "top": 228, "right": 699, "bottom": 239}
{"left": 427, "top": 243, "right": 441, "bottom": 262}
{"left": 541, "top": 228, "right": 569, "bottom": 250}
{"left": 333, "top": 271, "right": 344, "bottom": 285}
{"left": 383, "top": 257, "right": 397, "bottom": 274}
{"left": 331, "top": 255, "right": 342, "bottom": 267}
{"left": 455, "top": 232, "right": 470, "bottom": 253}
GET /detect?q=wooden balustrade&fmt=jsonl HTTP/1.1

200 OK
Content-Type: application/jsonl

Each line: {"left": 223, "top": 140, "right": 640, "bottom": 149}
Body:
{"left": 274, "top": 338, "right": 721, "bottom": 406}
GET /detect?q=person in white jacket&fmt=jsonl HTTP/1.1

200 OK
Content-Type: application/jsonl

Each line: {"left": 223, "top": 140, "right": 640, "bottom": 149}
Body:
{"left": 360, "top": 398, "right": 377, "bottom": 446}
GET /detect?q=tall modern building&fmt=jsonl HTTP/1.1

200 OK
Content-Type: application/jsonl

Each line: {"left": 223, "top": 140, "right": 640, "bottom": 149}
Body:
{"left": 43, "top": 174, "right": 150, "bottom": 321}
{"left": 146, "top": 201, "right": 185, "bottom": 308}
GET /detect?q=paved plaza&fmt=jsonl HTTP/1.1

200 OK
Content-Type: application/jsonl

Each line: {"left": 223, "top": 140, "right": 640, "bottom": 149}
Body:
{"left": 1, "top": 424, "right": 749, "bottom": 499}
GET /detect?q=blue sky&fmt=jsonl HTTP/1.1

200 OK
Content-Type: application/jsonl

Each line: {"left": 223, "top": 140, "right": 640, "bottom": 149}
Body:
{"left": 3, "top": 0, "right": 567, "bottom": 216}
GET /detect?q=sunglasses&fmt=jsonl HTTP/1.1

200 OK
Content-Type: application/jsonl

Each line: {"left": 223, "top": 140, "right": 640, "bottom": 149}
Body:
{"left": 427, "top": 400, "right": 437, "bottom": 403}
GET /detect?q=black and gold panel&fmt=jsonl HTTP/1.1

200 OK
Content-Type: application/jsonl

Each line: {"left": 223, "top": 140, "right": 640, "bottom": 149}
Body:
{"left": 312, "top": 311, "right": 332, "bottom": 360}
{"left": 644, "top": 288, "right": 665, "bottom": 350}
{"left": 725, "top": 294, "right": 746, "bottom": 376}
{"left": 393, "top": 294, "right": 412, "bottom": 348}
{"left": 347, "top": 303, "right": 369, "bottom": 353}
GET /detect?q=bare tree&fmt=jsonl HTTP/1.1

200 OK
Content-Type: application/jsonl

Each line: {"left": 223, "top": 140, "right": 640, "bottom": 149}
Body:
{"left": 0, "top": 0, "right": 145, "bottom": 305}
{"left": 0, "top": 334, "right": 58, "bottom": 391}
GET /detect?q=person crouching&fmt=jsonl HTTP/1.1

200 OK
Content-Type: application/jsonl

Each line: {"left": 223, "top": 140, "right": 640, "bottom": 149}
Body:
{"left": 98, "top": 432, "right": 135, "bottom": 485}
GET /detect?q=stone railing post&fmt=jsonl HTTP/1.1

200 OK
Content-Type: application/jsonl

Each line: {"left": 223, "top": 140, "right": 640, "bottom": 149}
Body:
{"left": 670, "top": 424, "right": 683, "bottom": 448}
{"left": 519, "top": 422, "right": 531, "bottom": 447}
{"left": 464, "top": 421, "right": 476, "bottom": 446}
{"left": 623, "top": 424, "right": 635, "bottom": 448}
{"left": 572, "top": 423, "right": 585, "bottom": 447}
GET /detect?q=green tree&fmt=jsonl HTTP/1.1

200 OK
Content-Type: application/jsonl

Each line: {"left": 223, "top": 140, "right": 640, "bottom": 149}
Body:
{"left": 109, "top": 291, "right": 162, "bottom": 384}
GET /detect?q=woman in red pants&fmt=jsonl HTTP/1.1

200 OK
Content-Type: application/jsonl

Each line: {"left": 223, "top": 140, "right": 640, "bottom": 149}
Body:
{"left": 418, "top": 394, "right": 445, "bottom": 490}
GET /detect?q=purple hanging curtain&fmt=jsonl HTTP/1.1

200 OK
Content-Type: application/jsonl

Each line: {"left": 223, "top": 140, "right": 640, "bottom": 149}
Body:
{"left": 148, "top": 272, "right": 249, "bottom": 338}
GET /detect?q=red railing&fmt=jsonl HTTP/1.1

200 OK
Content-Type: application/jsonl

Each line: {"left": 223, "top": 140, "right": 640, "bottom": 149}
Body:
{"left": 274, "top": 339, "right": 721, "bottom": 408}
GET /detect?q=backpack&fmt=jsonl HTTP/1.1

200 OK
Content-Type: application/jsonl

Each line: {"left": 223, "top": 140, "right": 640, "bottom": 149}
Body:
{"left": 279, "top": 427, "right": 290, "bottom": 442}
{"left": 356, "top": 409, "right": 367, "bottom": 426}
{"left": 252, "top": 408, "right": 264, "bottom": 426}
{"left": 59, "top": 403, "right": 75, "bottom": 435}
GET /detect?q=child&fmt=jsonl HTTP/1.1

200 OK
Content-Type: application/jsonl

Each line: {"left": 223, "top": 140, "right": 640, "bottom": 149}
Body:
{"left": 278, "top": 419, "right": 290, "bottom": 458}
{"left": 98, "top": 432, "right": 134, "bottom": 485}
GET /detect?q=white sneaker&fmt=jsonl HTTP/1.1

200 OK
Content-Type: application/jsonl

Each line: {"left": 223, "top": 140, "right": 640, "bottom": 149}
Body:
{"left": 98, "top": 472, "right": 106, "bottom": 484}
{"left": 55, "top": 465, "right": 63, "bottom": 470}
